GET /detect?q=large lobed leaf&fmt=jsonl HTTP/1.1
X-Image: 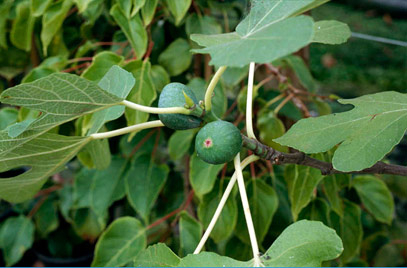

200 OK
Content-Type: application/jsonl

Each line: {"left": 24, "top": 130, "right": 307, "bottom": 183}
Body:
{"left": 0, "top": 132, "right": 91, "bottom": 202}
{"left": 275, "top": 91, "right": 407, "bottom": 172}
{"left": 190, "top": 0, "right": 349, "bottom": 67}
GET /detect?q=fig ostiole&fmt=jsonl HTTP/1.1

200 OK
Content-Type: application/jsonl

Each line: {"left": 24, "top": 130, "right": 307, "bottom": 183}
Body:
{"left": 195, "top": 120, "right": 242, "bottom": 164}
{"left": 158, "top": 83, "right": 202, "bottom": 130}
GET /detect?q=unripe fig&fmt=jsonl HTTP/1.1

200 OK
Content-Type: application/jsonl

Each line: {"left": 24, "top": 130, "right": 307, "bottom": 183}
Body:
{"left": 158, "top": 83, "right": 202, "bottom": 130}
{"left": 195, "top": 120, "right": 242, "bottom": 164}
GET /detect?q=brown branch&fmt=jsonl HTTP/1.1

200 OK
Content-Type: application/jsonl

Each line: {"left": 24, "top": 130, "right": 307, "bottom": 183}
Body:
{"left": 241, "top": 135, "right": 407, "bottom": 176}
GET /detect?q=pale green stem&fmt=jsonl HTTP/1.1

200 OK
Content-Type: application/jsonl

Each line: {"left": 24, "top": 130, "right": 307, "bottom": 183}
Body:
{"left": 193, "top": 154, "right": 260, "bottom": 255}
{"left": 121, "top": 100, "right": 191, "bottom": 115}
{"left": 274, "top": 93, "right": 294, "bottom": 115}
{"left": 246, "top": 62, "right": 257, "bottom": 140}
{"left": 264, "top": 93, "right": 285, "bottom": 109}
{"left": 90, "top": 120, "right": 164, "bottom": 140}
{"left": 204, "top": 66, "right": 227, "bottom": 112}
{"left": 234, "top": 153, "right": 262, "bottom": 267}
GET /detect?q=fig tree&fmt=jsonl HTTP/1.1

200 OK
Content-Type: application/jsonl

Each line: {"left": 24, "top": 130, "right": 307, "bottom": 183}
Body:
{"left": 158, "top": 83, "right": 202, "bottom": 130}
{"left": 195, "top": 120, "right": 242, "bottom": 164}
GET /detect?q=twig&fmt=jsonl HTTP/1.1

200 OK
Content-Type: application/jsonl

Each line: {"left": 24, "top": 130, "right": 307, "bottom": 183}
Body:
{"left": 274, "top": 93, "right": 294, "bottom": 115}
{"left": 241, "top": 135, "right": 407, "bottom": 176}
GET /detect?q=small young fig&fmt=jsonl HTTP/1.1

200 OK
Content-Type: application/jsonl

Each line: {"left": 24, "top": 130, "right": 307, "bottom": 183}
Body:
{"left": 195, "top": 120, "right": 242, "bottom": 164}
{"left": 158, "top": 83, "right": 202, "bottom": 130}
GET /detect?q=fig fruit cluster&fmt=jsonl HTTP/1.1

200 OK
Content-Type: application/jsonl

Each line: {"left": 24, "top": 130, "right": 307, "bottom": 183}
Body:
{"left": 158, "top": 82, "right": 242, "bottom": 164}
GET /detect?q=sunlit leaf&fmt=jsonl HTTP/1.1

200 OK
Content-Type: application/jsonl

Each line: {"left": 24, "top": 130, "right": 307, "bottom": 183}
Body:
{"left": 261, "top": 220, "right": 343, "bottom": 267}
{"left": 191, "top": 0, "right": 329, "bottom": 66}
{"left": 313, "top": 20, "right": 351, "bottom": 45}
{"left": 276, "top": 91, "right": 407, "bottom": 172}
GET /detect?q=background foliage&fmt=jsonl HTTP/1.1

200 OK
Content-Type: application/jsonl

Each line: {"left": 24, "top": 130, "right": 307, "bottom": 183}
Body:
{"left": 0, "top": 0, "right": 406, "bottom": 267}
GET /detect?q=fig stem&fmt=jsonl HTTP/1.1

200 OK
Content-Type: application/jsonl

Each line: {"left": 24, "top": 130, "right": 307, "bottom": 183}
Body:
{"left": 90, "top": 120, "right": 164, "bottom": 140}
{"left": 246, "top": 62, "right": 257, "bottom": 140}
{"left": 121, "top": 100, "right": 191, "bottom": 115}
{"left": 204, "top": 66, "right": 227, "bottom": 112}
{"left": 234, "top": 153, "right": 262, "bottom": 267}
{"left": 193, "top": 155, "right": 260, "bottom": 255}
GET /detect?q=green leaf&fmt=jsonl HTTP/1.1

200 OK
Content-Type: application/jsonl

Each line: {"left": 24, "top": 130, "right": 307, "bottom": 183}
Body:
{"left": 150, "top": 65, "right": 170, "bottom": 93}
{"left": 179, "top": 252, "right": 248, "bottom": 267}
{"left": 221, "top": 65, "right": 249, "bottom": 89}
{"left": 235, "top": 179, "right": 278, "bottom": 244}
{"left": 190, "top": 0, "right": 328, "bottom": 67}
{"left": 198, "top": 178, "right": 237, "bottom": 243}
{"left": 165, "top": 0, "right": 191, "bottom": 26}
{"left": 158, "top": 38, "right": 192, "bottom": 76}
{"left": 313, "top": 20, "right": 351, "bottom": 45}
{"left": 82, "top": 52, "right": 124, "bottom": 82}
{"left": 298, "top": 198, "right": 330, "bottom": 226}
{"left": 82, "top": 65, "right": 135, "bottom": 136}
{"left": 125, "top": 154, "right": 169, "bottom": 221}
{"left": 189, "top": 153, "right": 223, "bottom": 197}
{"left": 274, "top": 55, "right": 316, "bottom": 92}
{"left": 22, "top": 67, "right": 56, "bottom": 83}
{"left": 117, "top": 0, "right": 132, "bottom": 18}
{"left": 330, "top": 201, "right": 363, "bottom": 264}
{"left": 275, "top": 91, "right": 407, "bottom": 172}
{"left": 10, "top": 1, "right": 35, "bottom": 51}
{"left": 0, "top": 108, "right": 18, "bottom": 131}
{"left": 1, "top": 72, "right": 121, "bottom": 117}
{"left": 257, "top": 111, "right": 287, "bottom": 152}
{"left": 284, "top": 164, "right": 324, "bottom": 221}
{"left": 72, "top": 208, "right": 106, "bottom": 240}
{"left": 134, "top": 243, "right": 180, "bottom": 267}
{"left": 352, "top": 175, "right": 394, "bottom": 224}
{"left": 0, "top": 2, "right": 12, "bottom": 49}
{"left": 7, "top": 119, "right": 35, "bottom": 138}
{"left": 168, "top": 129, "right": 197, "bottom": 161}
{"left": 110, "top": 4, "right": 147, "bottom": 59}
{"left": 131, "top": 0, "right": 146, "bottom": 17}
{"left": 34, "top": 198, "right": 59, "bottom": 237}
{"left": 92, "top": 217, "right": 146, "bottom": 267}
{"left": 179, "top": 211, "right": 202, "bottom": 257}
{"left": 261, "top": 220, "right": 343, "bottom": 267}
{"left": 74, "top": 0, "right": 93, "bottom": 12}
{"left": 31, "top": 0, "right": 52, "bottom": 16}
{"left": 186, "top": 14, "right": 222, "bottom": 48}
{"left": 323, "top": 174, "right": 350, "bottom": 217}
{"left": 0, "top": 216, "right": 35, "bottom": 267}
{"left": 123, "top": 60, "right": 156, "bottom": 132}
{"left": 191, "top": 16, "right": 313, "bottom": 67}
{"left": 0, "top": 133, "right": 91, "bottom": 203}
{"left": 73, "top": 157, "right": 129, "bottom": 216}
{"left": 41, "top": 0, "right": 73, "bottom": 55}
{"left": 141, "top": 0, "right": 158, "bottom": 26}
